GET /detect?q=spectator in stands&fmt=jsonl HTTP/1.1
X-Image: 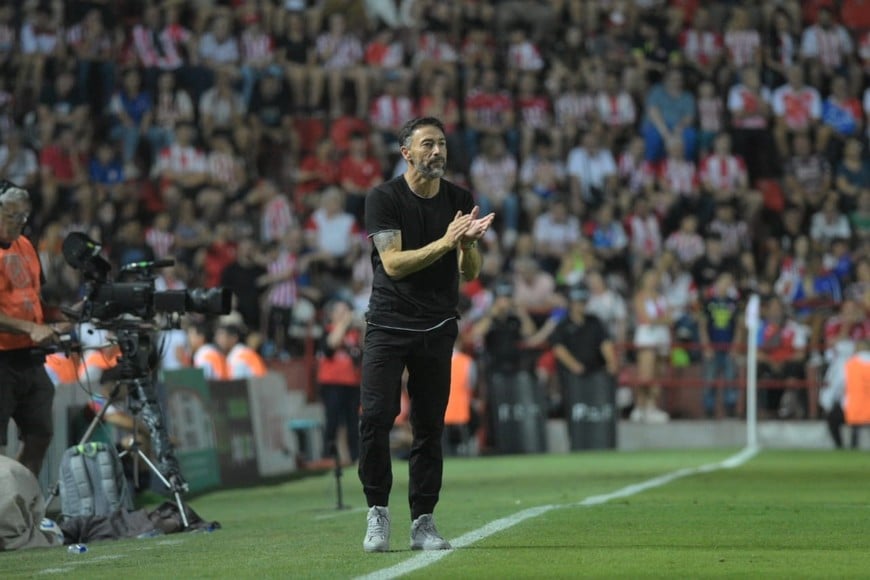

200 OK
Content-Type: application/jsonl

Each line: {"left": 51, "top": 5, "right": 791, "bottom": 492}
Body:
{"left": 215, "top": 322, "right": 268, "bottom": 379}
{"left": 692, "top": 233, "right": 739, "bottom": 295}
{"left": 596, "top": 70, "right": 637, "bottom": 150}
{"left": 631, "top": 267, "right": 672, "bottom": 423}
{"left": 810, "top": 193, "right": 852, "bottom": 245}
{"left": 199, "top": 69, "right": 246, "bottom": 142}
{"left": 800, "top": 7, "right": 854, "bottom": 93}
{"left": 39, "top": 125, "right": 88, "bottom": 219}
{"left": 625, "top": 194, "right": 663, "bottom": 281}
{"left": 588, "top": 202, "right": 629, "bottom": 278}
{"left": 515, "top": 72, "right": 552, "bottom": 160}
{"left": 149, "top": 72, "right": 195, "bottom": 156}
{"left": 205, "top": 131, "right": 247, "bottom": 202}
{"left": 317, "top": 298, "right": 363, "bottom": 464}
{"left": 552, "top": 73, "right": 596, "bottom": 159}
{"left": 107, "top": 68, "right": 153, "bottom": 175}
{"left": 617, "top": 136, "right": 656, "bottom": 196}
{"left": 763, "top": 7, "right": 799, "bottom": 89}
{"left": 186, "top": 320, "right": 228, "bottom": 381}
{"left": 835, "top": 138, "right": 870, "bottom": 213}
{"left": 220, "top": 237, "right": 267, "bottom": 335}
{"left": 145, "top": 211, "right": 174, "bottom": 260}
{"left": 238, "top": 6, "right": 279, "bottom": 108}
{"left": 0, "top": 129, "right": 38, "bottom": 193}
{"left": 258, "top": 227, "right": 310, "bottom": 359}
{"left": 532, "top": 196, "right": 581, "bottom": 276}
{"left": 722, "top": 7, "right": 762, "bottom": 85}
{"left": 665, "top": 214, "right": 705, "bottom": 267}
{"left": 248, "top": 72, "right": 295, "bottom": 179}
{"left": 416, "top": 72, "right": 461, "bottom": 166}
{"left": 470, "top": 279, "right": 538, "bottom": 376}
{"left": 585, "top": 269, "right": 629, "bottom": 348}
{"left": 699, "top": 271, "right": 741, "bottom": 418}
{"left": 463, "top": 66, "right": 516, "bottom": 163}
{"left": 520, "top": 135, "right": 567, "bottom": 223}
{"left": 555, "top": 237, "right": 599, "bottom": 289}
{"left": 37, "top": 69, "right": 88, "bottom": 146}
{"left": 817, "top": 75, "right": 863, "bottom": 161}
{"left": 17, "top": 3, "right": 62, "bottom": 102}
{"left": 679, "top": 7, "right": 723, "bottom": 84}
{"left": 152, "top": 122, "right": 208, "bottom": 198}
{"left": 67, "top": 8, "right": 115, "bottom": 114}
{"left": 315, "top": 12, "right": 369, "bottom": 118}
{"left": 772, "top": 65, "right": 822, "bottom": 159}
{"left": 339, "top": 132, "right": 382, "bottom": 224}
{"left": 850, "top": 191, "right": 870, "bottom": 243}
{"left": 304, "top": 187, "right": 364, "bottom": 300}
{"left": 295, "top": 137, "right": 340, "bottom": 214}
{"left": 369, "top": 73, "right": 416, "bottom": 157}
{"left": 757, "top": 295, "right": 809, "bottom": 419}
{"left": 567, "top": 128, "right": 618, "bottom": 213}
{"left": 728, "top": 66, "right": 775, "bottom": 182}
{"left": 782, "top": 132, "right": 831, "bottom": 211}
{"left": 657, "top": 135, "right": 699, "bottom": 223}
{"left": 280, "top": 10, "right": 323, "bottom": 113}
{"left": 470, "top": 134, "right": 520, "bottom": 247}
{"left": 696, "top": 80, "right": 724, "bottom": 155}
{"left": 641, "top": 68, "right": 697, "bottom": 163}
{"left": 197, "top": 13, "right": 240, "bottom": 80}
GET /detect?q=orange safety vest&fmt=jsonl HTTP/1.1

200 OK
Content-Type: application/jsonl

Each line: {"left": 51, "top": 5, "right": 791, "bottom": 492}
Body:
{"left": 44, "top": 352, "right": 80, "bottom": 385}
{"left": 227, "top": 344, "right": 268, "bottom": 379}
{"left": 193, "top": 343, "right": 229, "bottom": 380}
{"left": 844, "top": 353, "right": 870, "bottom": 425}
{"left": 445, "top": 350, "right": 474, "bottom": 426}
{"left": 0, "top": 236, "right": 44, "bottom": 350}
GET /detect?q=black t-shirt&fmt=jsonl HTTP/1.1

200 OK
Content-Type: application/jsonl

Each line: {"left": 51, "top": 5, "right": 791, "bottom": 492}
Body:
{"left": 365, "top": 175, "right": 474, "bottom": 330}
{"left": 220, "top": 262, "right": 267, "bottom": 330}
{"left": 484, "top": 314, "right": 527, "bottom": 373}
{"left": 549, "top": 314, "right": 610, "bottom": 373}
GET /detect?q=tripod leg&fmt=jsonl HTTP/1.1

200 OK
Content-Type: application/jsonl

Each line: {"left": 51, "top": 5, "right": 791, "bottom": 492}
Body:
{"left": 132, "top": 449, "right": 190, "bottom": 528}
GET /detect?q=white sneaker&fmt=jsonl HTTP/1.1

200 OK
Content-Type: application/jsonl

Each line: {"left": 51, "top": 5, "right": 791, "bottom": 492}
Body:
{"left": 629, "top": 406, "right": 646, "bottom": 422}
{"left": 363, "top": 506, "right": 390, "bottom": 552}
{"left": 645, "top": 406, "right": 670, "bottom": 424}
{"left": 410, "top": 514, "right": 451, "bottom": 550}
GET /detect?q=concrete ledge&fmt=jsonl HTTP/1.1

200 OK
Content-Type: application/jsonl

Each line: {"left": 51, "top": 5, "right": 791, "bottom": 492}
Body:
{"left": 546, "top": 419, "right": 870, "bottom": 452}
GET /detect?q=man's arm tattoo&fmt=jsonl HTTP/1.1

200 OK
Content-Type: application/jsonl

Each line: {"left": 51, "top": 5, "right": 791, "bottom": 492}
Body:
{"left": 372, "top": 230, "right": 401, "bottom": 254}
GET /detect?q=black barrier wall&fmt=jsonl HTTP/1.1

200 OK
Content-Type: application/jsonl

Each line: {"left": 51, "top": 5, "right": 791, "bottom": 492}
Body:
{"left": 561, "top": 370, "right": 617, "bottom": 450}
{"left": 487, "top": 371, "right": 547, "bottom": 454}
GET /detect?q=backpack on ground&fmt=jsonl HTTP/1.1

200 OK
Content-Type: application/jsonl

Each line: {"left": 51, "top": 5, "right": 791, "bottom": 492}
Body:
{"left": 58, "top": 442, "right": 133, "bottom": 520}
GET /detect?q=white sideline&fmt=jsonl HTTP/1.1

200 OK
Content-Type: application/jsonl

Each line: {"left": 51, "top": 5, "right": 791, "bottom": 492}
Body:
{"left": 355, "top": 446, "right": 759, "bottom": 580}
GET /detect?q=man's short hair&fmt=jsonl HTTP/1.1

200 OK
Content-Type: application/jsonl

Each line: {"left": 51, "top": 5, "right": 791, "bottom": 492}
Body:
{"left": 398, "top": 117, "right": 445, "bottom": 149}
{"left": 0, "top": 180, "right": 29, "bottom": 206}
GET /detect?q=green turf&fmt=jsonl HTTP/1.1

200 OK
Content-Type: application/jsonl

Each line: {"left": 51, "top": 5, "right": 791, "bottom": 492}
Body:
{"left": 2, "top": 449, "right": 869, "bottom": 578}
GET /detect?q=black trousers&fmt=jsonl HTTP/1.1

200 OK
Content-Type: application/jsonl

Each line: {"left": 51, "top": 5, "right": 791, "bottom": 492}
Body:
{"left": 0, "top": 351, "right": 54, "bottom": 446}
{"left": 320, "top": 383, "right": 361, "bottom": 462}
{"left": 358, "top": 321, "right": 457, "bottom": 519}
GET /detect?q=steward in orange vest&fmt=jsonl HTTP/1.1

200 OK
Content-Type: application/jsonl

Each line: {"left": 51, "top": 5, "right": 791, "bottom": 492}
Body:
{"left": 216, "top": 323, "right": 267, "bottom": 379}
{"left": 844, "top": 348, "right": 870, "bottom": 426}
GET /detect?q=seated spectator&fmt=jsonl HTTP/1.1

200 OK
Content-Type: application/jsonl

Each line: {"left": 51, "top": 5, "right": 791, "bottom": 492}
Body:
{"left": 279, "top": 10, "right": 323, "bottom": 113}
{"left": 721, "top": 7, "right": 761, "bottom": 85}
{"left": 849, "top": 191, "right": 870, "bottom": 242}
{"left": 774, "top": 233, "right": 810, "bottom": 304}
{"left": 197, "top": 13, "right": 240, "bottom": 80}
{"left": 771, "top": 65, "right": 822, "bottom": 159}
{"left": 555, "top": 238, "right": 600, "bottom": 289}
{"left": 416, "top": 72, "right": 460, "bottom": 162}
{"left": 148, "top": 71, "right": 195, "bottom": 156}
{"left": 585, "top": 269, "right": 629, "bottom": 347}
{"left": 66, "top": 8, "right": 115, "bottom": 114}
{"left": 248, "top": 72, "right": 295, "bottom": 178}
{"left": 144, "top": 211, "right": 175, "bottom": 260}
{"left": 727, "top": 66, "right": 775, "bottom": 182}
{"left": 658, "top": 135, "right": 700, "bottom": 224}
{"left": 463, "top": 67, "right": 516, "bottom": 162}
{"left": 519, "top": 135, "right": 567, "bottom": 222}
{"left": 152, "top": 122, "right": 208, "bottom": 197}
{"left": 640, "top": 68, "right": 697, "bottom": 163}
{"left": 206, "top": 131, "right": 247, "bottom": 200}
{"left": 0, "top": 129, "right": 39, "bottom": 191}
{"left": 664, "top": 214, "right": 705, "bottom": 267}
{"left": 366, "top": 26, "right": 408, "bottom": 89}
{"left": 810, "top": 192, "right": 852, "bottom": 245}
{"left": 617, "top": 136, "right": 656, "bottom": 196}
{"left": 800, "top": 7, "right": 854, "bottom": 92}
{"left": 512, "top": 257, "right": 559, "bottom": 318}
{"left": 304, "top": 187, "right": 364, "bottom": 299}
{"left": 782, "top": 132, "right": 830, "bottom": 211}
{"left": 410, "top": 20, "right": 457, "bottom": 92}
{"left": 595, "top": 70, "right": 637, "bottom": 150}
{"left": 691, "top": 233, "right": 739, "bottom": 295}
{"left": 16, "top": 3, "right": 62, "bottom": 101}
{"left": 835, "top": 138, "right": 870, "bottom": 213}
{"left": 515, "top": 72, "right": 553, "bottom": 160}
{"left": 314, "top": 12, "right": 368, "bottom": 118}
{"left": 552, "top": 73, "right": 596, "bottom": 159}
{"left": 369, "top": 74, "right": 416, "bottom": 157}
{"left": 567, "top": 128, "right": 617, "bottom": 213}
{"left": 707, "top": 201, "right": 750, "bottom": 259}
{"left": 199, "top": 69, "right": 246, "bottom": 142}
{"left": 294, "top": 137, "right": 340, "bottom": 214}
{"left": 238, "top": 6, "right": 280, "bottom": 108}
{"left": 699, "top": 132, "right": 760, "bottom": 221}
{"left": 817, "top": 75, "right": 863, "bottom": 161}
{"left": 247, "top": 179, "right": 295, "bottom": 245}
{"left": 470, "top": 134, "right": 520, "bottom": 247}
{"left": 588, "top": 203, "right": 629, "bottom": 278}
{"left": 39, "top": 125, "right": 88, "bottom": 218}
{"left": 679, "top": 7, "right": 723, "bottom": 84}
{"left": 756, "top": 296, "right": 809, "bottom": 419}
{"left": 338, "top": 132, "right": 382, "bottom": 224}
{"left": 107, "top": 68, "right": 153, "bottom": 174}
{"left": 625, "top": 194, "right": 663, "bottom": 281}
{"left": 532, "top": 196, "right": 580, "bottom": 276}
{"left": 37, "top": 69, "right": 88, "bottom": 145}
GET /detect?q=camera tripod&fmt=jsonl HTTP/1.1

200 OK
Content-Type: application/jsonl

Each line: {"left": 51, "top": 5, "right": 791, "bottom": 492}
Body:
{"left": 47, "top": 323, "right": 191, "bottom": 528}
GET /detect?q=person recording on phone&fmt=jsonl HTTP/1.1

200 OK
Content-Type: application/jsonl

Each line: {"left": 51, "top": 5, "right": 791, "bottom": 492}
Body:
{"left": 359, "top": 117, "right": 494, "bottom": 553}
{"left": 0, "top": 181, "right": 66, "bottom": 476}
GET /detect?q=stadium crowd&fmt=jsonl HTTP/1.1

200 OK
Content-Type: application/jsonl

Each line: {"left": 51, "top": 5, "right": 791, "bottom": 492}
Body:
{"left": 3, "top": 0, "right": 870, "bottom": 431}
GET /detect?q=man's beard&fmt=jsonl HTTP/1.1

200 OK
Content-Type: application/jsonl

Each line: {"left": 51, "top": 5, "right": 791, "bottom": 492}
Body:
{"left": 415, "top": 157, "right": 445, "bottom": 179}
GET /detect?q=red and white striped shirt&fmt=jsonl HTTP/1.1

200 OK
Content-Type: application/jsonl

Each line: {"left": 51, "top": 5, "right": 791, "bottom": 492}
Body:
{"left": 266, "top": 250, "right": 298, "bottom": 308}
{"left": 464, "top": 89, "right": 513, "bottom": 127}
{"left": 801, "top": 24, "right": 853, "bottom": 69}
{"left": 659, "top": 158, "right": 699, "bottom": 197}
{"left": 370, "top": 94, "right": 416, "bottom": 131}
{"left": 240, "top": 28, "right": 274, "bottom": 66}
{"left": 145, "top": 227, "right": 175, "bottom": 259}
{"left": 665, "top": 231, "right": 705, "bottom": 265}
{"left": 156, "top": 144, "right": 207, "bottom": 176}
{"left": 470, "top": 154, "right": 518, "bottom": 203}
{"left": 680, "top": 29, "right": 722, "bottom": 66}
{"left": 628, "top": 213, "right": 663, "bottom": 259}
{"left": 132, "top": 24, "right": 189, "bottom": 70}
{"left": 316, "top": 32, "right": 363, "bottom": 69}
{"left": 723, "top": 29, "right": 760, "bottom": 67}
{"left": 261, "top": 195, "right": 295, "bottom": 244}
{"left": 506, "top": 40, "right": 544, "bottom": 71}
{"left": 554, "top": 92, "right": 596, "bottom": 129}
{"left": 415, "top": 32, "right": 458, "bottom": 64}
{"left": 618, "top": 152, "right": 656, "bottom": 193}
{"left": 595, "top": 91, "right": 637, "bottom": 127}
{"left": 700, "top": 154, "right": 746, "bottom": 192}
{"left": 697, "top": 96, "right": 723, "bottom": 132}
{"left": 518, "top": 95, "right": 551, "bottom": 129}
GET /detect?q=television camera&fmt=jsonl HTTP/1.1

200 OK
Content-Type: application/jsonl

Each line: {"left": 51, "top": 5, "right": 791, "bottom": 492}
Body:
{"left": 56, "top": 232, "right": 232, "bottom": 523}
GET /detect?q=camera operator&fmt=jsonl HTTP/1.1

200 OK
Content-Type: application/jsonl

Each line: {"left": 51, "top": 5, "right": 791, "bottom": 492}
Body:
{"left": 0, "top": 182, "right": 65, "bottom": 475}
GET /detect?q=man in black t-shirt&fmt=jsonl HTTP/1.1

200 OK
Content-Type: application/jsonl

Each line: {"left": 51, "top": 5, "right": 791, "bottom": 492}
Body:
{"left": 549, "top": 285, "right": 618, "bottom": 382}
{"left": 360, "top": 117, "right": 494, "bottom": 553}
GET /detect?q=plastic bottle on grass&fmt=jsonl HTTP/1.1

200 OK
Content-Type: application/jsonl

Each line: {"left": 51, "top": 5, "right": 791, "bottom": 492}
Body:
{"left": 67, "top": 544, "right": 88, "bottom": 554}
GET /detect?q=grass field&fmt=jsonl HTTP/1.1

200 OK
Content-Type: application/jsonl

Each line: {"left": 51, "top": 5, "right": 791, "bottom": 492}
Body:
{"left": 2, "top": 448, "right": 870, "bottom": 578}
